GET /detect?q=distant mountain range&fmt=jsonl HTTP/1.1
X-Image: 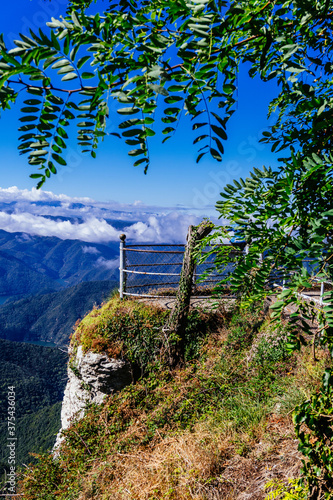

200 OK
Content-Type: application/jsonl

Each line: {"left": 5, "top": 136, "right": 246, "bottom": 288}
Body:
{"left": 0, "top": 229, "right": 120, "bottom": 302}
{"left": 0, "top": 280, "right": 117, "bottom": 345}
{"left": 0, "top": 226, "right": 122, "bottom": 344}
{"left": 0, "top": 226, "right": 119, "bottom": 473}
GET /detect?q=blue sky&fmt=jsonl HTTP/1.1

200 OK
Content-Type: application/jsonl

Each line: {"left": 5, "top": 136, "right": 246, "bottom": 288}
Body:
{"left": 0, "top": 0, "right": 280, "bottom": 215}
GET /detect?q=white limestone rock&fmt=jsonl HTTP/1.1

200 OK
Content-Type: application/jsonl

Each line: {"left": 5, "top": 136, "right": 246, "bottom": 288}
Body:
{"left": 54, "top": 346, "right": 131, "bottom": 450}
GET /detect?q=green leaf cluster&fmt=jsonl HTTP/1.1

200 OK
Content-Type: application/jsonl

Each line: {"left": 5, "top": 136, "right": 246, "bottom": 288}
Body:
{"left": 293, "top": 369, "right": 333, "bottom": 498}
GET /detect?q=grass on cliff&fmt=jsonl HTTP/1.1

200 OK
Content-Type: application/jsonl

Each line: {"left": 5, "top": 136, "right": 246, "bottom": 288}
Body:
{"left": 70, "top": 296, "right": 217, "bottom": 374}
{"left": 19, "top": 297, "right": 329, "bottom": 500}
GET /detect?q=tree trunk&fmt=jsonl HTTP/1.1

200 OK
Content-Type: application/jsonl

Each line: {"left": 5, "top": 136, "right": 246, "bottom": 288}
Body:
{"left": 165, "top": 221, "right": 213, "bottom": 367}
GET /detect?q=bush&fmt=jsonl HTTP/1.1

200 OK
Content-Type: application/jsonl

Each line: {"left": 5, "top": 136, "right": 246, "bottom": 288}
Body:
{"left": 293, "top": 369, "right": 333, "bottom": 499}
{"left": 248, "top": 326, "right": 291, "bottom": 367}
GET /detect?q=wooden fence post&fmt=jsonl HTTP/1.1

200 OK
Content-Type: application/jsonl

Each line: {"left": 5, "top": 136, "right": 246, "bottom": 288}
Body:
{"left": 119, "top": 234, "right": 126, "bottom": 299}
{"left": 165, "top": 221, "right": 213, "bottom": 367}
{"left": 320, "top": 281, "right": 324, "bottom": 306}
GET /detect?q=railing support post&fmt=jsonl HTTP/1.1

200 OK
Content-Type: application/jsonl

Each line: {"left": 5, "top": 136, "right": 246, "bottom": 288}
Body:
{"left": 192, "top": 263, "right": 197, "bottom": 294}
{"left": 119, "top": 234, "right": 126, "bottom": 299}
{"left": 320, "top": 281, "right": 324, "bottom": 306}
{"left": 165, "top": 221, "right": 213, "bottom": 367}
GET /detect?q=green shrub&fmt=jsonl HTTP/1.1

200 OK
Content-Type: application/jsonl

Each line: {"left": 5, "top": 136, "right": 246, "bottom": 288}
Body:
{"left": 225, "top": 307, "right": 259, "bottom": 350}
{"left": 249, "top": 326, "right": 291, "bottom": 367}
{"left": 293, "top": 369, "right": 333, "bottom": 499}
{"left": 264, "top": 478, "right": 308, "bottom": 499}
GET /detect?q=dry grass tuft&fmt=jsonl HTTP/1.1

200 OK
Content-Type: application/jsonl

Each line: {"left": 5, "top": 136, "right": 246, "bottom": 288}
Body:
{"left": 77, "top": 413, "right": 302, "bottom": 500}
{"left": 80, "top": 427, "right": 230, "bottom": 500}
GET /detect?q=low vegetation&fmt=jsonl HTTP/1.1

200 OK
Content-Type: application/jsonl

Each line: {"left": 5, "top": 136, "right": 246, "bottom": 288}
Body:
{"left": 70, "top": 296, "right": 217, "bottom": 375}
{"left": 18, "top": 296, "right": 330, "bottom": 499}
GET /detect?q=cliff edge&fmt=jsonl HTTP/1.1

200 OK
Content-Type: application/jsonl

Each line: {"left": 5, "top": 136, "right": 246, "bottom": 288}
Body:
{"left": 54, "top": 345, "right": 132, "bottom": 449}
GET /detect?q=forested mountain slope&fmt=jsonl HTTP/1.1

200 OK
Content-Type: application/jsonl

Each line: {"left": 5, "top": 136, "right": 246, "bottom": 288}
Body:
{"left": 0, "top": 280, "right": 117, "bottom": 344}
{"left": 0, "top": 340, "right": 67, "bottom": 475}
{"left": 0, "top": 230, "right": 119, "bottom": 301}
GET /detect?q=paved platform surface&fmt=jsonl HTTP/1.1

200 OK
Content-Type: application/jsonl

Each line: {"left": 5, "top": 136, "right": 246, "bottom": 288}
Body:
{"left": 137, "top": 295, "right": 236, "bottom": 310}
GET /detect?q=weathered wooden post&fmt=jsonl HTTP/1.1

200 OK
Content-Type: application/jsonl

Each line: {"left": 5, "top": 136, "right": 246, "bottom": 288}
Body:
{"left": 119, "top": 234, "right": 126, "bottom": 299}
{"left": 320, "top": 281, "right": 324, "bottom": 306}
{"left": 165, "top": 221, "right": 213, "bottom": 367}
{"left": 192, "top": 262, "right": 197, "bottom": 295}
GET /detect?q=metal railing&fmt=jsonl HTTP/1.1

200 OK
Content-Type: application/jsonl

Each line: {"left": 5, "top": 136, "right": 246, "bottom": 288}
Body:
{"left": 118, "top": 234, "right": 238, "bottom": 299}
{"left": 119, "top": 235, "right": 331, "bottom": 304}
{"left": 272, "top": 259, "right": 331, "bottom": 307}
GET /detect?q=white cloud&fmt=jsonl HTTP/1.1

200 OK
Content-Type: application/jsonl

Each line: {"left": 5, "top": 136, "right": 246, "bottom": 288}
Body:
{"left": 125, "top": 213, "right": 201, "bottom": 243}
{"left": 0, "top": 211, "right": 202, "bottom": 244}
{"left": 95, "top": 256, "right": 120, "bottom": 270}
{"left": 0, "top": 212, "right": 119, "bottom": 243}
{"left": 0, "top": 187, "right": 214, "bottom": 244}
{"left": 15, "top": 233, "right": 33, "bottom": 243}
{"left": 0, "top": 186, "right": 92, "bottom": 204}
{"left": 82, "top": 246, "right": 101, "bottom": 255}
{"left": 0, "top": 186, "right": 182, "bottom": 227}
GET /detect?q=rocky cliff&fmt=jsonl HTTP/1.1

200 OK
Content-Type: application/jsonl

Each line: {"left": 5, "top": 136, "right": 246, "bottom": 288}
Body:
{"left": 54, "top": 345, "right": 132, "bottom": 449}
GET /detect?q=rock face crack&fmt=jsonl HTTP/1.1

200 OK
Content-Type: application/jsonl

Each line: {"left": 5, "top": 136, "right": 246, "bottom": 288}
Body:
{"left": 79, "top": 350, "right": 131, "bottom": 395}
{"left": 54, "top": 346, "right": 131, "bottom": 450}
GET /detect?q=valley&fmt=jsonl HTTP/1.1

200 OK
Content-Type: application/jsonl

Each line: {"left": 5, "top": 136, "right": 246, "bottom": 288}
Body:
{"left": 0, "top": 228, "right": 121, "bottom": 476}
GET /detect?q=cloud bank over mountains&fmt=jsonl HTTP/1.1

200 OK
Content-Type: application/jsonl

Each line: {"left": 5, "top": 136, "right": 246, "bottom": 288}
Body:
{"left": 0, "top": 187, "right": 204, "bottom": 244}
